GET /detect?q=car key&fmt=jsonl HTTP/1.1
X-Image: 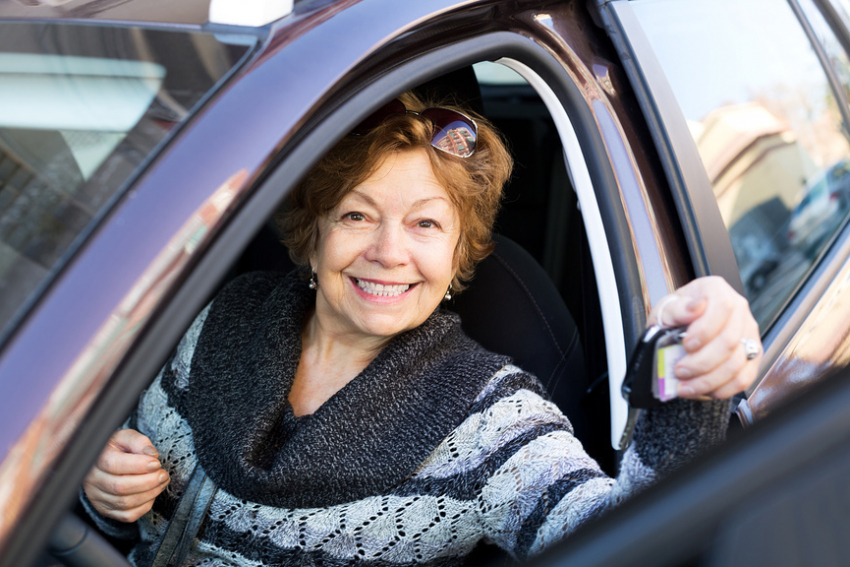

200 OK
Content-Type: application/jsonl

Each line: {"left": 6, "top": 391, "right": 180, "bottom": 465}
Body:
{"left": 618, "top": 325, "right": 688, "bottom": 449}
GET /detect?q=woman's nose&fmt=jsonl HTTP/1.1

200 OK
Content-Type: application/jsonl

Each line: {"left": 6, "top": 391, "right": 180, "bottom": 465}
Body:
{"left": 366, "top": 223, "right": 408, "bottom": 267}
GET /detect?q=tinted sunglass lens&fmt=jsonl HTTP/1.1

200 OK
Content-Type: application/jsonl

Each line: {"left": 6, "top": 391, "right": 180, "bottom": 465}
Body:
{"left": 422, "top": 108, "right": 477, "bottom": 158}
{"left": 351, "top": 99, "right": 406, "bottom": 135}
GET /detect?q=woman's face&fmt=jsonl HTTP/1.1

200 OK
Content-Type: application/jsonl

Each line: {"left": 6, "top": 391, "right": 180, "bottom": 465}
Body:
{"left": 310, "top": 148, "right": 460, "bottom": 342}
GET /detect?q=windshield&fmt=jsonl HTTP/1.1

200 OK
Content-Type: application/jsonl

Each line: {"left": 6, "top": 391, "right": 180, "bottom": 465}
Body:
{"left": 0, "top": 23, "right": 252, "bottom": 342}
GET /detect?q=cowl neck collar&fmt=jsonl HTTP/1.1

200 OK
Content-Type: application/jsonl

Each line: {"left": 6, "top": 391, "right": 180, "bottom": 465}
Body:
{"left": 186, "top": 271, "right": 509, "bottom": 509}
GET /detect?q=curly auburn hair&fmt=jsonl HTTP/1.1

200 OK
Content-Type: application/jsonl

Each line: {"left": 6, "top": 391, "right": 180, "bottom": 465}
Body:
{"left": 277, "top": 90, "right": 513, "bottom": 293}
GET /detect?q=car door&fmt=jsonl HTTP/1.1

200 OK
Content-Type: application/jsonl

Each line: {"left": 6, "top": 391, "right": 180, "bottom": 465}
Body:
{"left": 595, "top": 0, "right": 850, "bottom": 424}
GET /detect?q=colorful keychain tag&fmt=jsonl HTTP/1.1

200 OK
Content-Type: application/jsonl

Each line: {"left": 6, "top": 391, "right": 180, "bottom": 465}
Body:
{"left": 653, "top": 341, "right": 687, "bottom": 402}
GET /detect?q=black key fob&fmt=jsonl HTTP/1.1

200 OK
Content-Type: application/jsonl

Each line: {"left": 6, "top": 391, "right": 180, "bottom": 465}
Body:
{"left": 621, "top": 325, "right": 687, "bottom": 409}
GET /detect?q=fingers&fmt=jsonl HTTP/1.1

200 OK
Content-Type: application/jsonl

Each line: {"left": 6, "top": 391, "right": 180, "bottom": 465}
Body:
{"left": 676, "top": 336, "right": 759, "bottom": 399}
{"left": 84, "top": 471, "right": 170, "bottom": 523}
{"left": 649, "top": 276, "right": 762, "bottom": 401}
{"left": 96, "top": 429, "right": 161, "bottom": 475}
{"left": 85, "top": 464, "right": 169, "bottom": 497}
{"left": 648, "top": 293, "right": 705, "bottom": 330}
{"left": 83, "top": 429, "right": 169, "bottom": 522}
{"left": 675, "top": 300, "right": 748, "bottom": 381}
{"left": 677, "top": 278, "right": 746, "bottom": 354}
{"left": 109, "top": 428, "right": 160, "bottom": 459}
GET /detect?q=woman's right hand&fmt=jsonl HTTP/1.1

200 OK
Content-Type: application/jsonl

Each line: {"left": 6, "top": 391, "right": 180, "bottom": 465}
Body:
{"left": 83, "top": 429, "right": 170, "bottom": 523}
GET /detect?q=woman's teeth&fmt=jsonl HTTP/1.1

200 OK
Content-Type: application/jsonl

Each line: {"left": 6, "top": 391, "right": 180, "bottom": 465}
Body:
{"left": 356, "top": 279, "right": 411, "bottom": 296}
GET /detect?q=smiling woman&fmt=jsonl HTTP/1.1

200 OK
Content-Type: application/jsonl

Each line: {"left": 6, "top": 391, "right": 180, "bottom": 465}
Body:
{"left": 281, "top": 91, "right": 511, "bottom": 293}
{"left": 309, "top": 150, "right": 461, "bottom": 339}
{"left": 79, "top": 90, "right": 760, "bottom": 567}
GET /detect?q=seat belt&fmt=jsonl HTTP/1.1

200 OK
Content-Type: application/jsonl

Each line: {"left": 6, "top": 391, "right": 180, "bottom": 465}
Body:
{"left": 150, "top": 463, "right": 217, "bottom": 567}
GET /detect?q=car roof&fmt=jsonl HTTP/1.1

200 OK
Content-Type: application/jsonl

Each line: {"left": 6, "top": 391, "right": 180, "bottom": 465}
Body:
{"left": 0, "top": 0, "right": 301, "bottom": 27}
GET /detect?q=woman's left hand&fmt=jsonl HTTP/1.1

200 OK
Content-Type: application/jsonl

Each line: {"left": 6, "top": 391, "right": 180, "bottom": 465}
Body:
{"left": 647, "top": 276, "right": 761, "bottom": 400}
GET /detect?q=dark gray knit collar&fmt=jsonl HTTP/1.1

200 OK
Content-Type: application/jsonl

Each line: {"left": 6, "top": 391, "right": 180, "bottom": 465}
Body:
{"left": 186, "top": 271, "right": 510, "bottom": 509}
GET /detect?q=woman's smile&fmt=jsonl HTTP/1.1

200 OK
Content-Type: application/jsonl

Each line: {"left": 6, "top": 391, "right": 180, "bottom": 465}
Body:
{"left": 350, "top": 276, "right": 416, "bottom": 300}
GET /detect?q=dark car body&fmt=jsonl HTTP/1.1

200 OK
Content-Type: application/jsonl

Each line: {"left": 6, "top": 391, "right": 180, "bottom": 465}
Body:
{"left": 2, "top": 0, "right": 850, "bottom": 565}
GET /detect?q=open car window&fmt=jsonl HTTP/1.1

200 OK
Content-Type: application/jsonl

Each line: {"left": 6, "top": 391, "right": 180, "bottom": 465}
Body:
{"left": 37, "top": 52, "right": 624, "bottom": 566}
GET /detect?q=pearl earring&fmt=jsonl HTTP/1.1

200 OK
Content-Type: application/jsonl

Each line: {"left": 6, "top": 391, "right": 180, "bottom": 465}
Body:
{"left": 308, "top": 271, "right": 318, "bottom": 290}
{"left": 444, "top": 284, "right": 453, "bottom": 301}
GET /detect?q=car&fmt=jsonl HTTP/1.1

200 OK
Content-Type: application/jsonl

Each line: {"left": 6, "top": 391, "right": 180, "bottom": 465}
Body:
{"left": 2, "top": 0, "right": 850, "bottom": 565}
{"left": 788, "top": 159, "right": 850, "bottom": 257}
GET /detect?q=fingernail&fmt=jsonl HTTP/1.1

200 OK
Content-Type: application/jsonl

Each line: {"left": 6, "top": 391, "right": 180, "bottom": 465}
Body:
{"left": 683, "top": 298, "right": 698, "bottom": 312}
{"left": 143, "top": 445, "right": 158, "bottom": 457}
{"left": 684, "top": 336, "right": 701, "bottom": 350}
{"left": 158, "top": 471, "right": 169, "bottom": 484}
{"left": 147, "top": 460, "right": 161, "bottom": 472}
{"left": 678, "top": 383, "right": 695, "bottom": 397}
{"left": 675, "top": 366, "right": 692, "bottom": 380}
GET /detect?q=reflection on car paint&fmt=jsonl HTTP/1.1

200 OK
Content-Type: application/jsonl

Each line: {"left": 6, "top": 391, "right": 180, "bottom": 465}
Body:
{"left": 742, "top": 250, "right": 850, "bottom": 423}
{"left": 0, "top": 170, "right": 248, "bottom": 553}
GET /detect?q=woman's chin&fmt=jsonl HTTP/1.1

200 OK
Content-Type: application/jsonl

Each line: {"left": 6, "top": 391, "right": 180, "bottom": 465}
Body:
{"left": 351, "top": 314, "right": 417, "bottom": 339}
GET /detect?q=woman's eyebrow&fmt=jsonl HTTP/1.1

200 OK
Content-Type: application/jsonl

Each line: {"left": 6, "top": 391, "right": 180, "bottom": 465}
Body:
{"left": 346, "top": 190, "right": 450, "bottom": 209}
{"left": 346, "top": 190, "right": 378, "bottom": 206}
{"left": 410, "top": 196, "right": 451, "bottom": 208}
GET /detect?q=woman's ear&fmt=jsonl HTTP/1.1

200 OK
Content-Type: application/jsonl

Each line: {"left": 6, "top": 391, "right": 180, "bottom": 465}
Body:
{"left": 308, "top": 246, "right": 317, "bottom": 272}
{"left": 308, "top": 222, "right": 320, "bottom": 271}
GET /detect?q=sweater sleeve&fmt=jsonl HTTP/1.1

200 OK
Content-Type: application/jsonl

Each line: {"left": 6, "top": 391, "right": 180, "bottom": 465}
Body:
{"left": 79, "top": 304, "right": 211, "bottom": 539}
{"left": 474, "top": 365, "right": 730, "bottom": 560}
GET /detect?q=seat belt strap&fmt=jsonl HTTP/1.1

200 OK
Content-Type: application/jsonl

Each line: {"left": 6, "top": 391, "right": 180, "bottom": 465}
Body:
{"left": 150, "top": 463, "right": 217, "bottom": 567}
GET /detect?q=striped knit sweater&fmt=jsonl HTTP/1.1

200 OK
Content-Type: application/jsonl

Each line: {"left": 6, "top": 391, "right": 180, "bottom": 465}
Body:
{"left": 83, "top": 271, "right": 730, "bottom": 566}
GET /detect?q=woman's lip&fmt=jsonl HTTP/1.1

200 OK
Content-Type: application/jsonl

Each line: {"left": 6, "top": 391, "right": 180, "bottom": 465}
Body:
{"left": 352, "top": 276, "right": 414, "bottom": 286}
{"left": 348, "top": 276, "right": 418, "bottom": 301}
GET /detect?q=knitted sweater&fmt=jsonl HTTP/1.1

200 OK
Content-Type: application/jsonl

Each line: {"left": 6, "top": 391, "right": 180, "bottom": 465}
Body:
{"left": 84, "top": 271, "right": 730, "bottom": 566}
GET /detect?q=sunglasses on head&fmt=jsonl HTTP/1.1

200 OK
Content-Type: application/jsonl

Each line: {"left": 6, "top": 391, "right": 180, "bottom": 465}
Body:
{"left": 350, "top": 98, "right": 478, "bottom": 158}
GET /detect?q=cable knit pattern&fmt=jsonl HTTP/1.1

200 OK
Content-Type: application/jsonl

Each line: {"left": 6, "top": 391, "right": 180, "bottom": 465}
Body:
{"left": 85, "top": 271, "right": 731, "bottom": 566}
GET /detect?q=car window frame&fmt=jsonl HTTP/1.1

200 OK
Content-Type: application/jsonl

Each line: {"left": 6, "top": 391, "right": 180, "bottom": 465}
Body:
{"left": 597, "top": 0, "right": 850, "bottom": 398}
{"left": 3, "top": 27, "right": 645, "bottom": 567}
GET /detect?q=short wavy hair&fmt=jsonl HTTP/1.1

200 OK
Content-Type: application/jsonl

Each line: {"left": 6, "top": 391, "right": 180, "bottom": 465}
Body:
{"left": 278, "top": 90, "right": 513, "bottom": 293}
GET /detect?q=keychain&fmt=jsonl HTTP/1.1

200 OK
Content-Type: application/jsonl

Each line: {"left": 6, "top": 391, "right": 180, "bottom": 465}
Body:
{"left": 619, "top": 325, "right": 687, "bottom": 449}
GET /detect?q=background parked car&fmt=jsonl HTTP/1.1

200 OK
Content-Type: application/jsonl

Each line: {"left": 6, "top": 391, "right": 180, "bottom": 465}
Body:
{"left": 2, "top": 0, "right": 850, "bottom": 565}
{"left": 788, "top": 158, "right": 850, "bottom": 256}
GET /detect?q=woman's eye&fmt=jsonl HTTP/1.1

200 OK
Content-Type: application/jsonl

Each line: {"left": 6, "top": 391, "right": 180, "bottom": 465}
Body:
{"left": 418, "top": 219, "right": 439, "bottom": 229}
{"left": 344, "top": 212, "right": 365, "bottom": 221}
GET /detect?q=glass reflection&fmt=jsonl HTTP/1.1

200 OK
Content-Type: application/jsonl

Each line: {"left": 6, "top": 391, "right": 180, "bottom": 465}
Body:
{"left": 633, "top": 0, "right": 850, "bottom": 329}
{"left": 0, "top": 24, "right": 250, "bottom": 342}
{"left": 432, "top": 123, "right": 476, "bottom": 158}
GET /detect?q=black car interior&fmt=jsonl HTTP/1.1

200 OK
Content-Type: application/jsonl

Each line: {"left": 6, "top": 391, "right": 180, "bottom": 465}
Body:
{"left": 40, "top": 63, "right": 613, "bottom": 567}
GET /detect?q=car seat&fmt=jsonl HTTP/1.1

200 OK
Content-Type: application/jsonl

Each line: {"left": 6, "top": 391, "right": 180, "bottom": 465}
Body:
{"left": 446, "top": 233, "right": 597, "bottom": 456}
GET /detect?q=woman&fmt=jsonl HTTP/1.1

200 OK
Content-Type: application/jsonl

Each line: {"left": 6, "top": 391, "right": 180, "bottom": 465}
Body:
{"left": 82, "top": 92, "right": 761, "bottom": 566}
